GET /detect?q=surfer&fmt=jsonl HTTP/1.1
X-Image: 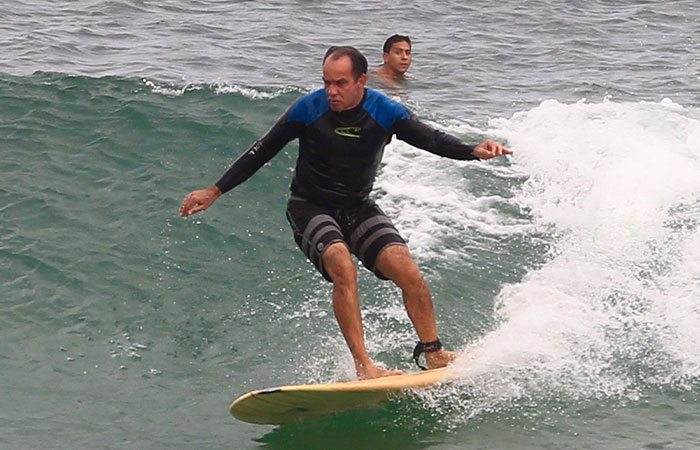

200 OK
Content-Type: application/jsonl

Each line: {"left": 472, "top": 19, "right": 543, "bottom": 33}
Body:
{"left": 371, "top": 34, "right": 412, "bottom": 87}
{"left": 180, "top": 46, "right": 511, "bottom": 380}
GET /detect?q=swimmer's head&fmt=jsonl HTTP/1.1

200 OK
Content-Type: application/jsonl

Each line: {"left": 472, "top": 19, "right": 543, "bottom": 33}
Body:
{"left": 382, "top": 34, "right": 412, "bottom": 77}
{"left": 383, "top": 34, "right": 411, "bottom": 54}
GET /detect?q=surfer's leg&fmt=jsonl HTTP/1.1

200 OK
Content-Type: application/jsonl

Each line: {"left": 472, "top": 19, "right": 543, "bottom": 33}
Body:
{"left": 375, "top": 245, "right": 456, "bottom": 369}
{"left": 323, "top": 242, "right": 402, "bottom": 379}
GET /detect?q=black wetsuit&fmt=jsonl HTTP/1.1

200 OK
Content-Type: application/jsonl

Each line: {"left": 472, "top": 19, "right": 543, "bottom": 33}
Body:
{"left": 215, "top": 88, "right": 478, "bottom": 208}
{"left": 215, "top": 88, "right": 479, "bottom": 280}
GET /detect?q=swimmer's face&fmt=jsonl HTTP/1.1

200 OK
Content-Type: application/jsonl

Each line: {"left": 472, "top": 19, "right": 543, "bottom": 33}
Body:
{"left": 323, "top": 55, "right": 367, "bottom": 112}
{"left": 383, "top": 41, "right": 412, "bottom": 75}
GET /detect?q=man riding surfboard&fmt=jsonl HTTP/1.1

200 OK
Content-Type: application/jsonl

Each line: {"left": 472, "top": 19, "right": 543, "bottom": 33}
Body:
{"left": 180, "top": 46, "right": 511, "bottom": 379}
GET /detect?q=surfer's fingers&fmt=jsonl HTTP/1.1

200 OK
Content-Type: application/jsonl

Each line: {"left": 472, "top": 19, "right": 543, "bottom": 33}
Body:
{"left": 179, "top": 199, "right": 191, "bottom": 216}
{"left": 180, "top": 196, "right": 198, "bottom": 216}
{"left": 485, "top": 141, "right": 512, "bottom": 157}
{"left": 187, "top": 202, "right": 210, "bottom": 215}
{"left": 495, "top": 143, "right": 512, "bottom": 155}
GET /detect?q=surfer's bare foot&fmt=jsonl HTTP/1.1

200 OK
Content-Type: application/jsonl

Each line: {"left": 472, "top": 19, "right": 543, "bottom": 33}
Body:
{"left": 356, "top": 362, "right": 403, "bottom": 380}
{"left": 425, "top": 349, "right": 457, "bottom": 369}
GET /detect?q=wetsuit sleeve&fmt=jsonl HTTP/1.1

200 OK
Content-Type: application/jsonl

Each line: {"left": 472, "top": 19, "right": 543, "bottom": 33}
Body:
{"left": 392, "top": 116, "right": 478, "bottom": 161}
{"left": 215, "top": 107, "right": 304, "bottom": 194}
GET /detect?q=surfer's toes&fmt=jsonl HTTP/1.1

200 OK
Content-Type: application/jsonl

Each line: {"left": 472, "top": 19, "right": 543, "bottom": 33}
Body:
{"left": 425, "top": 349, "right": 457, "bottom": 369}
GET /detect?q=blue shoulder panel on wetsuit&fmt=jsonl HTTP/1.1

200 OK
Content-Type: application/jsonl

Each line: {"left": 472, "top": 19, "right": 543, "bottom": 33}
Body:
{"left": 287, "top": 89, "right": 330, "bottom": 125}
{"left": 363, "top": 89, "right": 411, "bottom": 131}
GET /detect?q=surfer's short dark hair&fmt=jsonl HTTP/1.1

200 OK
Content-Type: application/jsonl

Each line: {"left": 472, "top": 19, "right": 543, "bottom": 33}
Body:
{"left": 383, "top": 34, "right": 411, "bottom": 53}
{"left": 323, "top": 46, "right": 368, "bottom": 80}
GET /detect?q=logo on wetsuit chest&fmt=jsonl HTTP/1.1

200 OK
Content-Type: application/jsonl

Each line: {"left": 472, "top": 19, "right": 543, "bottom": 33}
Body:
{"left": 334, "top": 127, "right": 362, "bottom": 138}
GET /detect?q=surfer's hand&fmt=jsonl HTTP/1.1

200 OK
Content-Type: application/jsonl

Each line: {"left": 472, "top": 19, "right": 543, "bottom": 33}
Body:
{"left": 180, "top": 185, "right": 222, "bottom": 217}
{"left": 473, "top": 140, "right": 512, "bottom": 160}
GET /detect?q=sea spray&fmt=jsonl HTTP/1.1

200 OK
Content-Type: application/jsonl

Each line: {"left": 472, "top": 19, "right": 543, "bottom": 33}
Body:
{"left": 395, "top": 99, "right": 700, "bottom": 425}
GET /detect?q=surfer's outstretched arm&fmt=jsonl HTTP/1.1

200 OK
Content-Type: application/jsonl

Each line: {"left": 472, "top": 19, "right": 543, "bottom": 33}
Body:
{"left": 393, "top": 115, "right": 512, "bottom": 162}
{"left": 179, "top": 102, "right": 302, "bottom": 218}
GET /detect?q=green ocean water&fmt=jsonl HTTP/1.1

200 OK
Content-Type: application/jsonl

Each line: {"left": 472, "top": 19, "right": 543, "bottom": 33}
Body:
{"left": 3, "top": 1, "right": 700, "bottom": 448}
{"left": 3, "top": 70, "right": 700, "bottom": 449}
{"left": 0, "top": 72, "right": 531, "bottom": 448}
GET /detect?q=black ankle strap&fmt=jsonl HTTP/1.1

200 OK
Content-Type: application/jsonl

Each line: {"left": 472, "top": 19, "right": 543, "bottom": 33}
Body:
{"left": 412, "top": 339, "right": 442, "bottom": 370}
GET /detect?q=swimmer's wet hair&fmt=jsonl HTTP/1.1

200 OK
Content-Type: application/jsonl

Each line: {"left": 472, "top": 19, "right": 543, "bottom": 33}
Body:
{"left": 323, "top": 46, "right": 368, "bottom": 80}
{"left": 383, "top": 34, "right": 411, "bottom": 53}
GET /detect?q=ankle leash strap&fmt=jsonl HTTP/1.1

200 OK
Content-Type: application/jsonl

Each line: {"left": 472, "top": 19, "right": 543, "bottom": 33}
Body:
{"left": 412, "top": 339, "right": 442, "bottom": 370}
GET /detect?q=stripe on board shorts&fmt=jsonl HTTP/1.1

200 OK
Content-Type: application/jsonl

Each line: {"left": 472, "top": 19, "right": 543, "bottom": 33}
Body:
{"left": 285, "top": 195, "right": 406, "bottom": 282}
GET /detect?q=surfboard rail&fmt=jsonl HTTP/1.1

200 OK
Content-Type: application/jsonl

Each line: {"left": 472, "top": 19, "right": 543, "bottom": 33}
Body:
{"left": 230, "top": 367, "right": 458, "bottom": 424}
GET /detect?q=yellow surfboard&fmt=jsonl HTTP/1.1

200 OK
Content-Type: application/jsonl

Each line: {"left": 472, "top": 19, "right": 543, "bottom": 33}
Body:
{"left": 230, "top": 367, "right": 458, "bottom": 425}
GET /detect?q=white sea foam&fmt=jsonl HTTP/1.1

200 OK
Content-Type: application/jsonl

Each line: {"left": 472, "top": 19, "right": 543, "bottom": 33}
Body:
{"left": 142, "top": 78, "right": 300, "bottom": 99}
{"left": 381, "top": 99, "right": 700, "bottom": 423}
{"left": 142, "top": 79, "right": 203, "bottom": 96}
{"left": 211, "top": 82, "right": 301, "bottom": 99}
{"left": 377, "top": 133, "right": 531, "bottom": 263}
{"left": 274, "top": 98, "right": 699, "bottom": 425}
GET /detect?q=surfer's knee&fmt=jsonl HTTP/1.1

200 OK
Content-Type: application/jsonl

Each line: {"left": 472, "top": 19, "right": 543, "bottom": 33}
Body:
{"left": 398, "top": 268, "right": 428, "bottom": 296}
{"left": 376, "top": 245, "right": 425, "bottom": 289}
{"left": 323, "top": 242, "right": 357, "bottom": 286}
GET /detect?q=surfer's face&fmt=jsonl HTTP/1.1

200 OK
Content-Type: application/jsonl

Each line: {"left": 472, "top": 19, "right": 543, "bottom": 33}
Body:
{"left": 323, "top": 55, "right": 366, "bottom": 112}
{"left": 383, "top": 41, "right": 412, "bottom": 76}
